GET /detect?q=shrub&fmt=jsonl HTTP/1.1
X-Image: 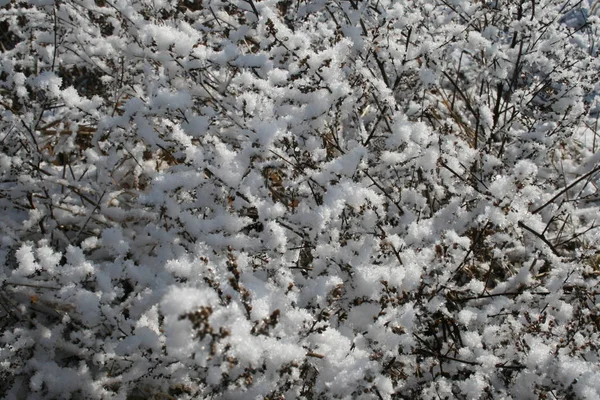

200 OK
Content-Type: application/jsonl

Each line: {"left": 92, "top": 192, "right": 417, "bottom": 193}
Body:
{"left": 1, "top": 0, "right": 599, "bottom": 398}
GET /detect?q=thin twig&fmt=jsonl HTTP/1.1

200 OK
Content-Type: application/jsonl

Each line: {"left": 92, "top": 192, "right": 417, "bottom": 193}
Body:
{"left": 3, "top": 281, "right": 60, "bottom": 290}
{"left": 245, "top": 0, "right": 260, "bottom": 19}
{"left": 518, "top": 221, "right": 561, "bottom": 256}
{"left": 532, "top": 164, "right": 600, "bottom": 214}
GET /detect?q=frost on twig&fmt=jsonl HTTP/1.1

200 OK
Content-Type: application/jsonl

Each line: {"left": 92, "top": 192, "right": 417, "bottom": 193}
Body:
{"left": 1, "top": 0, "right": 600, "bottom": 399}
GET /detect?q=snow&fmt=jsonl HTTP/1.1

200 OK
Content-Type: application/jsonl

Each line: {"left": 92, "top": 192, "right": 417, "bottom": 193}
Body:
{"left": 142, "top": 23, "right": 199, "bottom": 56}
{"left": 161, "top": 286, "right": 218, "bottom": 316}
{"left": 1, "top": 0, "right": 599, "bottom": 398}
{"left": 524, "top": 335, "right": 552, "bottom": 370}
{"left": 458, "top": 372, "right": 487, "bottom": 400}
{"left": 101, "top": 227, "right": 130, "bottom": 256}
{"left": 15, "top": 244, "right": 39, "bottom": 276}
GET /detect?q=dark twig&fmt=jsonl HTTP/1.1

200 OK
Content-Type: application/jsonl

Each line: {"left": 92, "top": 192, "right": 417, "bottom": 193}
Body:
{"left": 532, "top": 165, "right": 600, "bottom": 214}
{"left": 245, "top": 0, "right": 260, "bottom": 19}
{"left": 518, "top": 221, "right": 561, "bottom": 256}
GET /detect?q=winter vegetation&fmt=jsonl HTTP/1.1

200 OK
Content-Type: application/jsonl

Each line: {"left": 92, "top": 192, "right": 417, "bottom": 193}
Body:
{"left": 1, "top": 0, "right": 600, "bottom": 398}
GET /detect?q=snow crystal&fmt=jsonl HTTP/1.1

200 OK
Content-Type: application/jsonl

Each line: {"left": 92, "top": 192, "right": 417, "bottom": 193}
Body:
{"left": 15, "top": 244, "right": 39, "bottom": 276}
{"left": 35, "top": 243, "right": 61, "bottom": 273}
{"left": 142, "top": 23, "right": 198, "bottom": 56}
{"left": 462, "top": 331, "right": 483, "bottom": 349}
{"left": 348, "top": 303, "right": 381, "bottom": 328}
{"left": 553, "top": 301, "right": 574, "bottom": 322}
{"left": 161, "top": 287, "right": 218, "bottom": 316}
{"left": 60, "top": 86, "right": 82, "bottom": 108}
{"left": 458, "top": 308, "right": 477, "bottom": 327}
{"left": 165, "top": 257, "right": 194, "bottom": 278}
{"left": 63, "top": 245, "right": 94, "bottom": 281}
{"left": 479, "top": 103, "right": 494, "bottom": 129}
{"left": 397, "top": 302, "right": 416, "bottom": 330}
{"left": 268, "top": 68, "right": 289, "bottom": 85}
{"left": 207, "top": 366, "right": 222, "bottom": 385}
{"left": 101, "top": 227, "right": 130, "bottom": 256}
{"left": 419, "top": 68, "right": 437, "bottom": 86}
{"left": 513, "top": 160, "right": 538, "bottom": 182}
{"left": 74, "top": 290, "right": 101, "bottom": 326}
{"left": 151, "top": 89, "right": 192, "bottom": 111}
{"left": 34, "top": 71, "right": 62, "bottom": 98}
{"left": 525, "top": 336, "right": 552, "bottom": 370}
{"left": 182, "top": 115, "right": 209, "bottom": 137}
{"left": 489, "top": 174, "right": 515, "bottom": 199}
{"left": 0, "top": 153, "right": 10, "bottom": 173}
{"left": 262, "top": 339, "right": 305, "bottom": 369}
{"left": 375, "top": 375, "right": 394, "bottom": 398}
{"left": 458, "top": 372, "right": 487, "bottom": 400}
{"left": 163, "top": 318, "right": 196, "bottom": 358}
{"left": 28, "top": 362, "right": 86, "bottom": 396}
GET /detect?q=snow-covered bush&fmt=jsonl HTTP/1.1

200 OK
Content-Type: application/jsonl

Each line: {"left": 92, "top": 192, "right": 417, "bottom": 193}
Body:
{"left": 1, "top": 0, "right": 599, "bottom": 398}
